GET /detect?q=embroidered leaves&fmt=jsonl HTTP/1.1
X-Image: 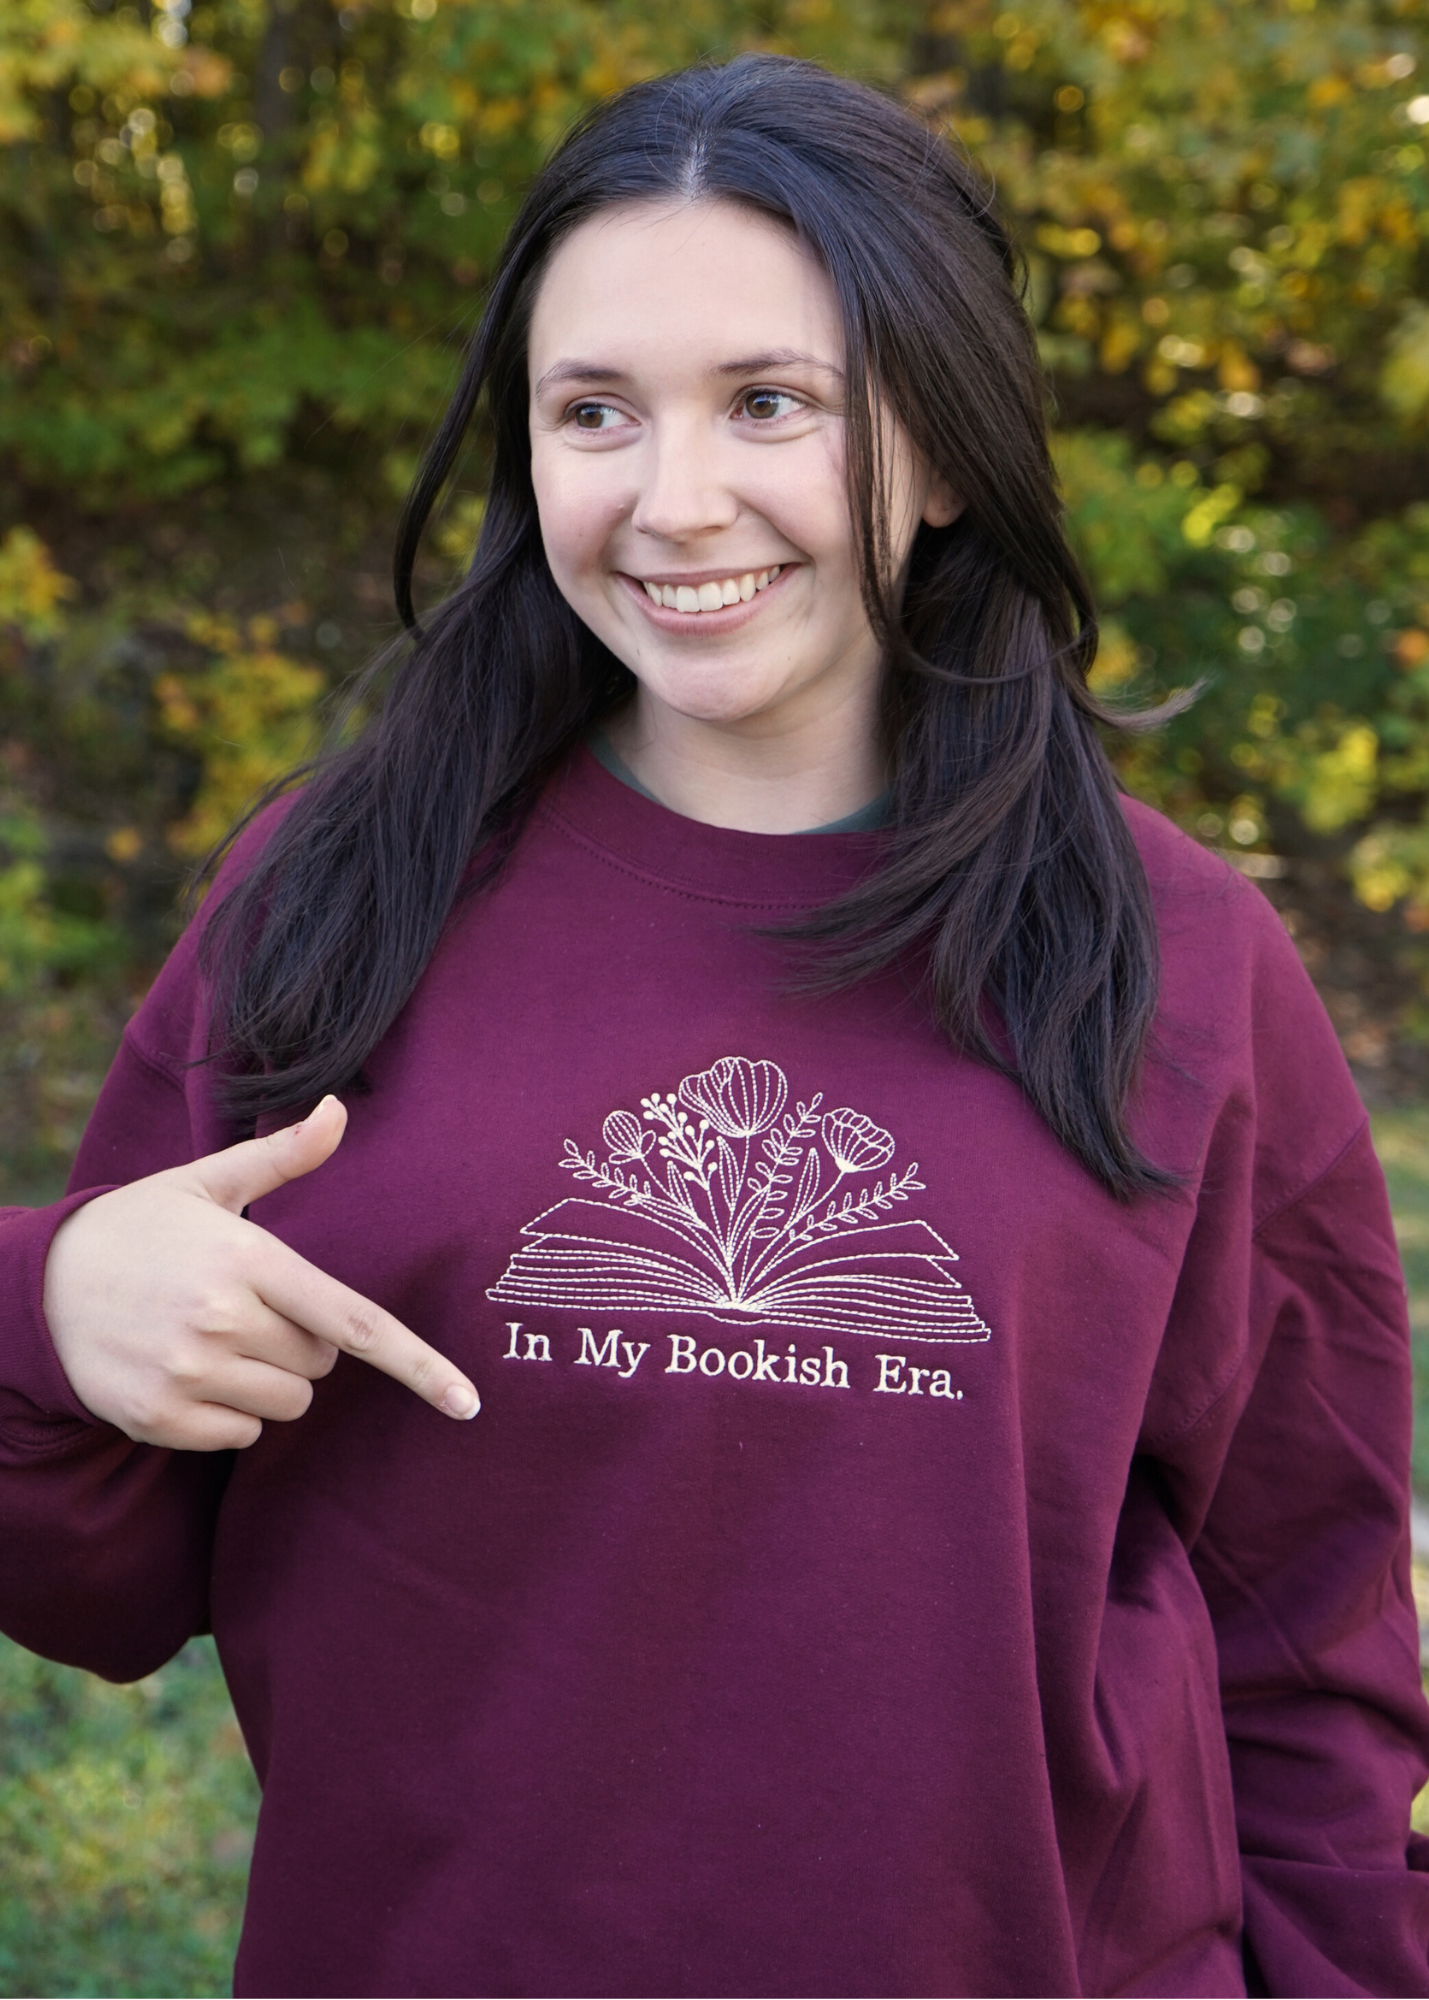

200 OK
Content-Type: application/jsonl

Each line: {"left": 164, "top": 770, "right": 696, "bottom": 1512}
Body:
{"left": 490, "top": 1055, "right": 991, "bottom": 1343}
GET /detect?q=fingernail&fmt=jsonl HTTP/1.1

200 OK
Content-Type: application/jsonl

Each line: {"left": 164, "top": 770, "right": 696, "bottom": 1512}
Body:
{"left": 441, "top": 1383, "right": 479, "bottom": 1419}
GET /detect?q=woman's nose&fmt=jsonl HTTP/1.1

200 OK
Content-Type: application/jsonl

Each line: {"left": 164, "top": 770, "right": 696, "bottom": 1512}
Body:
{"left": 630, "top": 422, "right": 739, "bottom": 542}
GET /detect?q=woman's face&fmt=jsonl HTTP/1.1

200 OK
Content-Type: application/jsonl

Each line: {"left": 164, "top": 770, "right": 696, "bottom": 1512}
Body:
{"left": 527, "top": 198, "right": 957, "bottom": 741}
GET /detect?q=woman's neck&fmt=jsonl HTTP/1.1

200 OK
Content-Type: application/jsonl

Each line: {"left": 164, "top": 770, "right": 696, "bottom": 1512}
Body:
{"left": 604, "top": 682, "right": 887, "bottom": 835}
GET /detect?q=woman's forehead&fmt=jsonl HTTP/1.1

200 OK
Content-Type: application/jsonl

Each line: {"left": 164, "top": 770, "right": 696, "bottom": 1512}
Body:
{"left": 527, "top": 199, "right": 842, "bottom": 386}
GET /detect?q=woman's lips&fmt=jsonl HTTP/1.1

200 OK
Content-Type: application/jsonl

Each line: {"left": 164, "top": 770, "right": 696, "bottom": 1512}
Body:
{"left": 619, "top": 562, "right": 797, "bottom": 633}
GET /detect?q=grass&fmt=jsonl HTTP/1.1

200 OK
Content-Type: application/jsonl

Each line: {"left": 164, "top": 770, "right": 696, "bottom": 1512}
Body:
{"left": 4, "top": 1108, "right": 1429, "bottom": 1995}
{"left": 0, "top": 1637, "right": 256, "bottom": 1998}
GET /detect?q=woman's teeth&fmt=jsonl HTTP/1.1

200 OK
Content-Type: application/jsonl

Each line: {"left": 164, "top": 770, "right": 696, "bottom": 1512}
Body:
{"left": 641, "top": 567, "right": 782, "bottom": 614}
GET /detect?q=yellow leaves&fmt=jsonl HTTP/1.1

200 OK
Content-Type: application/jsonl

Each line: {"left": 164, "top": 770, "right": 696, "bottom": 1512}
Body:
{"left": 0, "top": 0, "right": 185, "bottom": 138}
{"left": 477, "top": 96, "right": 523, "bottom": 140}
{"left": 903, "top": 70, "right": 963, "bottom": 114}
{"left": 304, "top": 109, "right": 383, "bottom": 194}
{"left": 0, "top": 858, "right": 53, "bottom": 997}
{"left": 1351, "top": 829, "right": 1416, "bottom": 913}
{"left": 157, "top": 151, "right": 196, "bottom": 232}
{"left": 1245, "top": 690, "right": 1284, "bottom": 740}
{"left": 1307, "top": 71, "right": 1351, "bottom": 107}
{"left": 1182, "top": 482, "right": 1241, "bottom": 546}
{"left": 169, "top": 45, "right": 231, "bottom": 97}
{"left": 989, "top": 13, "right": 1041, "bottom": 68}
{"left": 1157, "top": 334, "right": 1209, "bottom": 368}
{"left": 153, "top": 674, "right": 200, "bottom": 733}
{"left": 578, "top": 58, "right": 634, "bottom": 98}
{"left": 926, "top": 0, "right": 987, "bottom": 32}
{"left": 1299, "top": 721, "right": 1378, "bottom": 833}
{"left": 1382, "top": 303, "right": 1429, "bottom": 420}
{"left": 158, "top": 639, "right": 324, "bottom": 857}
{"left": 1349, "top": 814, "right": 1429, "bottom": 919}
{"left": 1360, "top": 52, "right": 1418, "bottom": 89}
{"left": 435, "top": 493, "right": 486, "bottom": 569}
{"left": 1057, "top": 293, "right": 1100, "bottom": 336}
{"left": 1217, "top": 343, "right": 1260, "bottom": 392}
{"left": 0, "top": 806, "right": 119, "bottom": 999}
{"left": 104, "top": 826, "right": 143, "bottom": 863}
{"left": 0, "top": 530, "right": 77, "bottom": 642}
{"left": 216, "top": 120, "right": 259, "bottom": 159}
{"left": 1336, "top": 176, "right": 1384, "bottom": 247}
{"left": 419, "top": 119, "right": 460, "bottom": 157}
{"left": 1099, "top": 311, "right": 1142, "bottom": 373}
{"left": 1088, "top": 619, "right": 1139, "bottom": 690}
{"left": 1101, "top": 16, "right": 1152, "bottom": 63}
{"left": 1159, "top": 386, "right": 1219, "bottom": 440}
{"left": 1379, "top": 199, "right": 1418, "bottom": 247}
{"left": 1036, "top": 223, "right": 1102, "bottom": 257}
{"left": 1232, "top": 715, "right": 1381, "bottom": 849}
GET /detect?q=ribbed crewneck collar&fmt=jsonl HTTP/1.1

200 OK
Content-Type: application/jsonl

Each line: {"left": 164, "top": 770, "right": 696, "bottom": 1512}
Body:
{"left": 537, "top": 745, "right": 889, "bottom": 911}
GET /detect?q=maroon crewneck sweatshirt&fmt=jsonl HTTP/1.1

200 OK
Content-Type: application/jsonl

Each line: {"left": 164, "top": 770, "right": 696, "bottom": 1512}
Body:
{"left": 2, "top": 747, "right": 1428, "bottom": 1998}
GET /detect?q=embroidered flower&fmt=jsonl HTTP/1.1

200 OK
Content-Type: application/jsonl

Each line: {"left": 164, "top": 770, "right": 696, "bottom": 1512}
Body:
{"left": 491, "top": 1052, "right": 986, "bottom": 1343}
{"left": 821, "top": 1106, "right": 895, "bottom": 1174}
{"left": 602, "top": 1109, "right": 654, "bottom": 1163}
{"left": 678, "top": 1056, "right": 788, "bottom": 1138}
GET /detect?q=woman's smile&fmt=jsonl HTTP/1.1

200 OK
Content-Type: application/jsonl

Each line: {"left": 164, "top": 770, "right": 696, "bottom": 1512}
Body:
{"left": 618, "top": 561, "right": 793, "bottom": 633}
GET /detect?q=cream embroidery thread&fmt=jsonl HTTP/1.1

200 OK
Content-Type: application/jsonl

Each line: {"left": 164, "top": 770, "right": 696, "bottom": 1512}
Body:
{"left": 488, "top": 1056, "right": 991, "bottom": 1345}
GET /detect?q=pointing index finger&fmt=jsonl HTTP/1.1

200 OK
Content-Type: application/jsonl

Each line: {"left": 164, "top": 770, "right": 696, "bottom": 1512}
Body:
{"left": 256, "top": 1239, "right": 479, "bottom": 1419}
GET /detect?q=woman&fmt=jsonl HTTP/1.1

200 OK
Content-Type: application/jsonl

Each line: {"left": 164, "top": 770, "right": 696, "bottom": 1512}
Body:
{"left": 2, "top": 55, "right": 1427, "bottom": 1998}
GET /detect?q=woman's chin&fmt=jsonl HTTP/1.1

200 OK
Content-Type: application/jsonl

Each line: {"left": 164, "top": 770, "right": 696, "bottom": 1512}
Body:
{"left": 639, "top": 686, "right": 804, "bottom": 731}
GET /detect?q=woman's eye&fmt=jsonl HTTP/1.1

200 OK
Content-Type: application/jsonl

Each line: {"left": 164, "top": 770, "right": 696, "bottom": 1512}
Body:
{"left": 570, "top": 402, "right": 622, "bottom": 431}
{"left": 740, "top": 388, "right": 800, "bottom": 422}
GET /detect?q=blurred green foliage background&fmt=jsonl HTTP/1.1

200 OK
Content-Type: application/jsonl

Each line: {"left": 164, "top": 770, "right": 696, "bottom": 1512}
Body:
{"left": 0, "top": 1635, "right": 255, "bottom": 1996}
{"left": 2, "top": 0, "right": 1429, "bottom": 1188}
{"left": 3, "top": 0, "right": 1429, "bottom": 1988}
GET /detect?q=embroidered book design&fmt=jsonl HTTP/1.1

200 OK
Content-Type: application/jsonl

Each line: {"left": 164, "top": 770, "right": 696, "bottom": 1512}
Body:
{"left": 488, "top": 1056, "right": 990, "bottom": 1344}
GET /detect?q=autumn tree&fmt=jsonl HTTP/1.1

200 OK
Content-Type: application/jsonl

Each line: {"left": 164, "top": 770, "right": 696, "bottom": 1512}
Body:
{"left": 1, "top": 0, "right": 1427, "bottom": 1179}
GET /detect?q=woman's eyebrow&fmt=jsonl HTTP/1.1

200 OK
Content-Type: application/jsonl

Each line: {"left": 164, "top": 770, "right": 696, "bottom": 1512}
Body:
{"left": 533, "top": 360, "right": 626, "bottom": 396}
{"left": 712, "top": 349, "right": 843, "bottom": 378}
{"left": 533, "top": 349, "right": 843, "bottom": 397}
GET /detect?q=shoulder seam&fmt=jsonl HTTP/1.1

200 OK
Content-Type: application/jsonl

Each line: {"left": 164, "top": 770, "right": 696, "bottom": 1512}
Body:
{"left": 1141, "top": 1345, "right": 1250, "bottom": 1457}
{"left": 120, "top": 1031, "right": 190, "bottom": 1095}
{"left": 1144, "top": 1116, "right": 1374, "bottom": 1454}
{"left": 1250, "top": 1115, "right": 1369, "bottom": 1240}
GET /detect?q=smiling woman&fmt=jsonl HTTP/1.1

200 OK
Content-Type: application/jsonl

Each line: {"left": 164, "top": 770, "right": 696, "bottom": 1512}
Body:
{"left": 212, "top": 58, "right": 1169, "bottom": 1196}
{"left": 527, "top": 199, "right": 958, "bottom": 831}
{"left": 2, "top": 52, "right": 1428, "bottom": 2000}
{"left": 524, "top": 195, "right": 956, "bottom": 828}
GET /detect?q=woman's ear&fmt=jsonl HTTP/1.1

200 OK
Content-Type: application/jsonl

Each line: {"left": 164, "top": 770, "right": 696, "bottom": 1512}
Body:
{"left": 922, "top": 475, "right": 964, "bottom": 530}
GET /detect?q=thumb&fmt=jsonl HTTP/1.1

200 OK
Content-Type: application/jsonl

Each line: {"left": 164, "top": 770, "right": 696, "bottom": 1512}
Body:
{"left": 186, "top": 1094, "right": 349, "bottom": 1214}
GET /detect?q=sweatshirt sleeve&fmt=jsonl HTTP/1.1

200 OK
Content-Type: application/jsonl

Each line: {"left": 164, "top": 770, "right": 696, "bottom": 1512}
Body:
{"left": 0, "top": 910, "right": 253, "bottom": 1682}
{"left": 1185, "top": 1122, "right": 1429, "bottom": 1997}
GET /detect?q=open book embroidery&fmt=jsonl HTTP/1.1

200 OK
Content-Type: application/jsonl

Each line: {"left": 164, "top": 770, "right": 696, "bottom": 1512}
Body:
{"left": 488, "top": 1056, "right": 991, "bottom": 1345}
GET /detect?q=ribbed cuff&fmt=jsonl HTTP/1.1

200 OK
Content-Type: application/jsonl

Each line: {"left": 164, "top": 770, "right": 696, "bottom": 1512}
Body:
{"left": 0, "top": 1190, "right": 120, "bottom": 1427}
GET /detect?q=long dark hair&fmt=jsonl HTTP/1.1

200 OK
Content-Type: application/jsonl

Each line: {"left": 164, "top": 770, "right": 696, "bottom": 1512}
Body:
{"left": 200, "top": 54, "right": 1177, "bottom": 1198}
